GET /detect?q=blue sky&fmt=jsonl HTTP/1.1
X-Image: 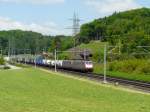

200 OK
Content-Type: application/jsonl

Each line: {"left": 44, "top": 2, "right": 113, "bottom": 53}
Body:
{"left": 0, "top": 0, "right": 149, "bottom": 35}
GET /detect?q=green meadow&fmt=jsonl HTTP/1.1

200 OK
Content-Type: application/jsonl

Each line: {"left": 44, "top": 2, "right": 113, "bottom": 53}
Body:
{"left": 0, "top": 68, "right": 149, "bottom": 112}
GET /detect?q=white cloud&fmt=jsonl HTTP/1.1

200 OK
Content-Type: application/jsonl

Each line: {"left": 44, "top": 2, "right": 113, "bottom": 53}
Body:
{"left": 0, "top": 17, "right": 68, "bottom": 35}
{"left": 0, "top": 0, "right": 65, "bottom": 4}
{"left": 86, "top": 0, "right": 141, "bottom": 16}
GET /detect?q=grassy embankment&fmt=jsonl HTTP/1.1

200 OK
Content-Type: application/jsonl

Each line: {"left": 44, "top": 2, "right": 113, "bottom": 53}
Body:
{"left": 76, "top": 41, "right": 150, "bottom": 82}
{"left": 94, "top": 62, "right": 150, "bottom": 82}
{"left": 0, "top": 68, "right": 149, "bottom": 112}
{"left": 77, "top": 41, "right": 106, "bottom": 62}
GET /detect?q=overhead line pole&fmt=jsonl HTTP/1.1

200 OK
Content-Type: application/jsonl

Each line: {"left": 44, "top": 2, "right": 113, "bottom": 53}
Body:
{"left": 35, "top": 53, "right": 37, "bottom": 68}
{"left": 55, "top": 49, "right": 57, "bottom": 72}
{"left": 0, "top": 49, "right": 2, "bottom": 56}
{"left": 103, "top": 44, "right": 107, "bottom": 83}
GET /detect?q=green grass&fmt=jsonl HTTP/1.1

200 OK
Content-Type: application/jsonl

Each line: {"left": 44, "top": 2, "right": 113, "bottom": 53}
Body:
{"left": 76, "top": 41, "right": 107, "bottom": 61}
{"left": 94, "top": 63, "right": 150, "bottom": 82}
{"left": 77, "top": 41, "right": 107, "bottom": 54}
{"left": 9, "top": 61, "right": 31, "bottom": 68}
{"left": 108, "top": 71, "right": 150, "bottom": 82}
{"left": 0, "top": 68, "right": 150, "bottom": 112}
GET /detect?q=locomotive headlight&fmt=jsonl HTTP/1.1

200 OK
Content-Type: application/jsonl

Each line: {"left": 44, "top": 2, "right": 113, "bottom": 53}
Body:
{"left": 85, "top": 61, "right": 93, "bottom": 69}
{"left": 85, "top": 64, "right": 93, "bottom": 68}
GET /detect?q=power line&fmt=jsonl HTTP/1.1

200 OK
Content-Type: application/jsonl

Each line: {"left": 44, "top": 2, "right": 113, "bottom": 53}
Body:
{"left": 66, "top": 12, "right": 82, "bottom": 48}
{"left": 68, "top": 12, "right": 81, "bottom": 36}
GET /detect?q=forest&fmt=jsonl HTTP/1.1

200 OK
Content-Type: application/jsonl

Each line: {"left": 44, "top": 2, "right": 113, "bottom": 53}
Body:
{"left": 78, "top": 8, "right": 150, "bottom": 53}
{"left": 0, "top": 8, "right": 150, "bottom": 55}
{"left": 0, "top": 30, "right": 74, "bottom": 55}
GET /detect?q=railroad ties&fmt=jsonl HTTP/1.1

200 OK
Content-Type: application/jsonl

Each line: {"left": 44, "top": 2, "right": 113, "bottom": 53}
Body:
{"left": 57, "top": 69, "right": 150, "bottom": 93}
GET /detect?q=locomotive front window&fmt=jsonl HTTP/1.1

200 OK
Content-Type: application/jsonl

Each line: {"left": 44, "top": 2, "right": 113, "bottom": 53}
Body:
{"left": 85, "top": 61, "right": 92, "bottom": 64}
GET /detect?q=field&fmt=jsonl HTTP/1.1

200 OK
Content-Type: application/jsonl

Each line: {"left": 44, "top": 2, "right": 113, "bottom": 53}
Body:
{"left": 0, "top": 68, "right": 150, "bottom": 112}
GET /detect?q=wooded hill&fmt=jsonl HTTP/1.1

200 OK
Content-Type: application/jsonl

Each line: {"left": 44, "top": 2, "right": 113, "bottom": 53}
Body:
{"left": 78, "top": 8, "right": 150, "bottom": 46}
{"left": 1, "top": 8, "right": 150, "bottom": 55}
{"left": 0, "top": 30, "right": 74, "bottom": 55}
{"left": 0, "top": 30, "right": 52, "bottom": 54}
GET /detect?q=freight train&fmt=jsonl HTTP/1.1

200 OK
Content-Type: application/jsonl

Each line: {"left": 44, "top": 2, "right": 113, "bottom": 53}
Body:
{"left": 12, "top": 55, "right": 93, "bottom": 72}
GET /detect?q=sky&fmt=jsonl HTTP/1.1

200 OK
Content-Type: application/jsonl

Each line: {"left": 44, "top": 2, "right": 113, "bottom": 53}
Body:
{"left": 0, "top": 0, "right": 149, "bottom": 36}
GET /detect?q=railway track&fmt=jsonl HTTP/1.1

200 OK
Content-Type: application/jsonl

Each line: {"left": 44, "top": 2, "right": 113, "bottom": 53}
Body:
{"left": 32, "top": 64, "right": 150, "bottom": 92}
{"left": 12, "top": 62, "right": 150, "bottom": 93}
{"left": 54, "top": 69, "right": 150, "bottom": 93}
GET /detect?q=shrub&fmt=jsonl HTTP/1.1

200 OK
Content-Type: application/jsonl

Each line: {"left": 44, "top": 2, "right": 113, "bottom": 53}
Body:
{"left": 108, "top": 59, "right": 150, "bottom": 75}
{"left": 0, "top": 57, "right": 5, "bottom": 65}
{"left": 58, "top": 53, "right": 71, "bottom": 60}
{"left": 3, "top": 66, "right": 10, "bottom": 70}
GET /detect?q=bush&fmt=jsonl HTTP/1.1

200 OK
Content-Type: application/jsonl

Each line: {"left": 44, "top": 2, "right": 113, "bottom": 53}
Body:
{"left": 3, "top": 66, "right": 10, "bottom": 70}
{"left": 58, "top": 53, "right": 71, "bottom": 60}
{"left": 0, "top": 57, "right": 5, "bottom": 65}
{"left": 109, "top": 59, "right": 150, "bottom": 75}
{"left": 92, "top": 52, "right": 103, "bottom": 62}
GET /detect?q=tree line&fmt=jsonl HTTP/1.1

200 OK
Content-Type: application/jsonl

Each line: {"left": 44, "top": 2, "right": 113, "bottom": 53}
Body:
{"left": 0, "top": 30, "right": 74, "bottom": 55}
{"left": 1, "top": 8, "right": 150, "bottom": 56}
{"left": 77, "top": 8, "right": 150, "bottom": 53}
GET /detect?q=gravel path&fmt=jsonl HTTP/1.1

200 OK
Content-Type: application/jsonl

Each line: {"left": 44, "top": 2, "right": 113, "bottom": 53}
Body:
{"left": 6, "top": 63, "right": 21, "bottom": 70}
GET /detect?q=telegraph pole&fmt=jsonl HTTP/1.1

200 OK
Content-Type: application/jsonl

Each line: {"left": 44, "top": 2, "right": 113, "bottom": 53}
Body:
{"left": 0, "top": 49, "right": 2, "bottom": 56}
{"left": 103, "top": 44, "right": 107, "bottom": 83}
{"left": 119, "top": 39, "right": 121, "bottom": 55}
{"left": 34, "top": 54, "right": 37, "bottom": 68}
{"left": 55, "top": 49, "right": 57, "bottom": 72}
{"left": 0, "top": 39, "right": 2, "bottom": 56}
{"left": 84, "top": 49, "right": 86, "bottom": 60}
{"left": 7, "top": 41, "right": 9, "bottom": 60}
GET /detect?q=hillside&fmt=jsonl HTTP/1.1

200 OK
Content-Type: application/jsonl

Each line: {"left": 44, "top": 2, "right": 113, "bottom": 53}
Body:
{"left": 0, "top": 30, "right": 52, "bottom": 54}
{"left": 76, "top": 41, "right": 107, "bottom": 62}
{"left": 58, "top": 41, "right": 107, "bottom": 61}
{"left": 0, "top": 30, "right": 74, "bottom": 55}
{"left": 78, "top": 8, "right": 150, "bottom": 44}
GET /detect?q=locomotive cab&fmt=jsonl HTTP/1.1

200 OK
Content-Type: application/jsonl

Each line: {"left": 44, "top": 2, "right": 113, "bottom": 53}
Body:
{"left": 84, "top": 61, "right": 93, "bottom": 72}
